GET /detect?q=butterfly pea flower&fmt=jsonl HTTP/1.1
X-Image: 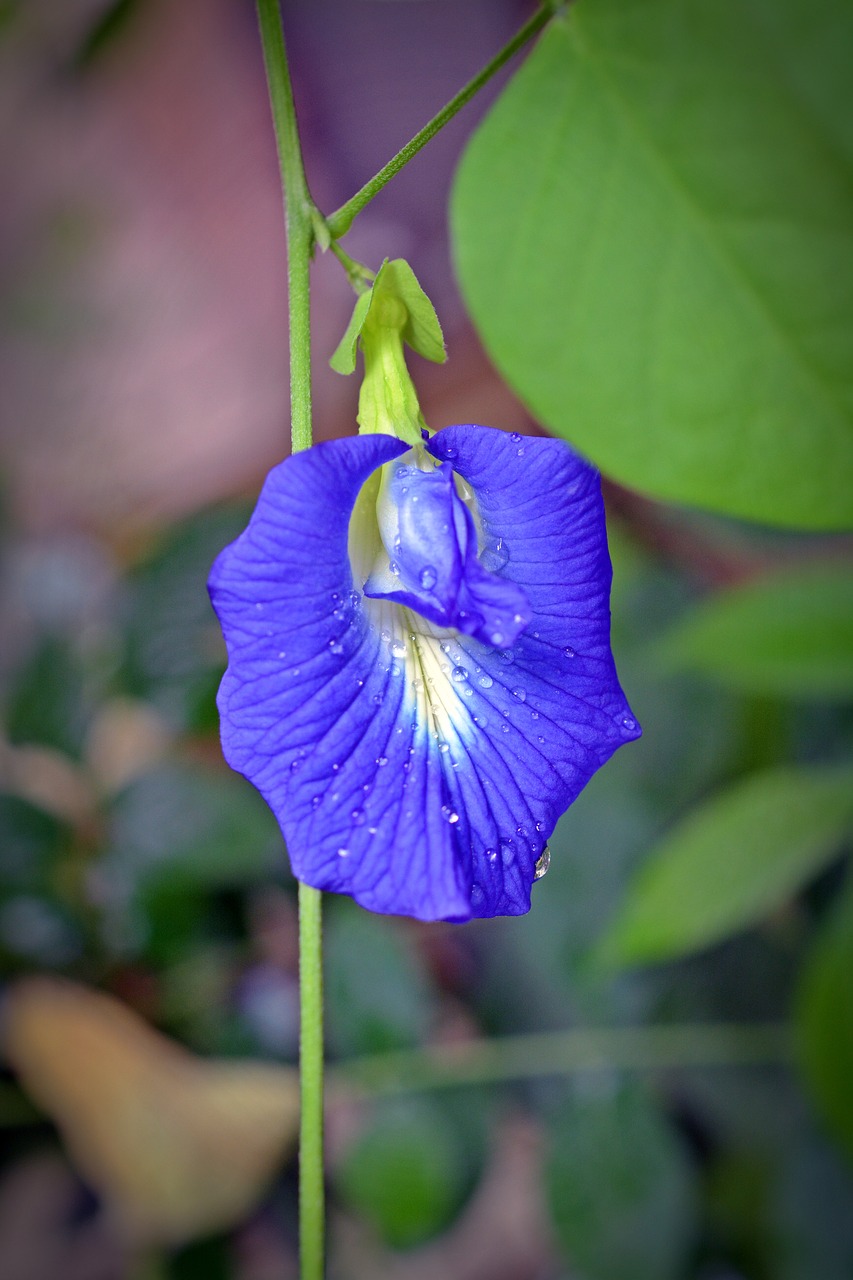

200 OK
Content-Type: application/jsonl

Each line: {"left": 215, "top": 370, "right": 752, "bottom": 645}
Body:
{"left": 209, "top": 261, "right": 639, "bottom": 922}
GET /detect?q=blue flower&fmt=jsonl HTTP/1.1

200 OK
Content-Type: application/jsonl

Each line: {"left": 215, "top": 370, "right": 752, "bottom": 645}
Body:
{"left": 208, "top": 425, "right": 640, "bottom": 923}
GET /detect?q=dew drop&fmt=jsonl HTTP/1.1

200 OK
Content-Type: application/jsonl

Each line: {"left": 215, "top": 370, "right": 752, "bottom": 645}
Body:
{"left": 564, "top": 646, "right": 576, "bottom": 659}
{"left": 376, "top": 756, "right": 389, "bottom": 767}
{"left": 471, "top": 883, "right": 484, "bottom": 905}
{"left": 451, "top": 665, "right": 469, "bottom": 683}
{"left": 372, "top": 693, "right": 384, "bottom": 705}
{"left": 531, "top": 710, "right": 539, "bottom": 720}
{"left": 500, "top": 840, "right": 514, "bottom": 866}
{"left": 509, "top": 432, "right": 522, "bottom": 444}
{"left": 621, "top": 714, "right": 637, "bottom": 731}
{"left": 350, "top": 808, "right": 365, "bottom": 826}
{"left": 389, "top": 560, "right": 401, "bottom": 577}
{"left": 438, "top": 741, "right": 450, "bottom": 754}
{"left": 534, "top": 846, "right": 551, "bottom": 881}
{"left": 336, "top": 847, "right": 349, "bottom": 858}
{"left": 419, "top": 565, "right": 437, "bottom": 590}
{"left": 277, "top": 650, "right": 287, "bottom": 659}
{"left": 311, "top": 795, "right": 321, "bottom": 809}
{"left": 441, "top": 806, "right": 460, "bottom": 824}
{"left": 391, "top": 637, "right": 407, "bottom": 658}
{"left": 478, "top": 673, "right": 494, "bottom": 689}
{"left": 328, "top": 639, "right": 344, "bottom": 655}
{"left": 395, "top": 465, "right": 411, "bottom": 478}
{"left": 489, "top": 631, "right": 504, "bottom": 647}
{"left": 511, "top": 687, "right": 527, "bottom": 702}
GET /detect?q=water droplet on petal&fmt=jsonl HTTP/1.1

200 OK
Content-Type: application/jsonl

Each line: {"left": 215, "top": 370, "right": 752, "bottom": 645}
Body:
{"left": 311, "top": 795, "right": 322, "bottom": 809}
{"left": 391, "top": 637, "right": 407, "bottom": 657}
{"left": 621, "top": 714, "right": 637, "bottom": 731}
{"left": 337, "top": 847, "right": 349, "bottom": 858}
{"left": 486, "top": 848, "right": 498, "bottom": 863}
{"left": 350, "top": 808, "right": 365, "bottom": 825}
{"left": 419, "top": 565, "right": 437, "bottom": 590}
{"left": 438, "top": 741, "right": 450, "bottom": 754}
{"left": 376, "top": 756, "right": 389, "bottom": 767}
{"left": 478, "top": 673, "right": 494, "bottom": 689}
{"left": 329, "top": 639, "right": 344, "bottom": 655}
{"left": 511, "top": 687, "right": 527, "bottom": 702}
{"left": 471, "top": 883, "right": 484, "bottom": 905}
{"left": 500, "top": 840, "right": 514, "bottom": 866}
{"left": 441, "top": 806, "right": 460, "bottom": 824}
{"left": 389, "top": 560, "right": 401, "bottom": 577}
{"left": 510, "top": 432, "right": 522, "bottom": 444}
{"left": 451, "top": 665, "right": 468, "bottom": 682}
{"left": 534, "top": 846, "right": 551, "bottom": 880}
{"left": 489, "top": 631, "right": 504, "bottom": 646}
{"left": 564, "top": 646, "right": 576, "bottom": 659}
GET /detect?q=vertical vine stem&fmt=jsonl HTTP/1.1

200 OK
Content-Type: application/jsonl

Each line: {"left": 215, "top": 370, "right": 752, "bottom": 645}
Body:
{"left": 255, "top": 2, "right": 324, "bottom": 1276}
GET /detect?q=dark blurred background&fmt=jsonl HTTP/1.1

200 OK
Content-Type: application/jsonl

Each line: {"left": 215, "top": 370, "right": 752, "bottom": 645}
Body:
{"left": 1, "top": 2, "right": 851, "bottom": 1279}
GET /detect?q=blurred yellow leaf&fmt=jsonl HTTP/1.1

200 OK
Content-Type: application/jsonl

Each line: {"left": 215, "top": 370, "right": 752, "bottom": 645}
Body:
{"left": 4, "top": 978, "right": 299, "bottom": 1245}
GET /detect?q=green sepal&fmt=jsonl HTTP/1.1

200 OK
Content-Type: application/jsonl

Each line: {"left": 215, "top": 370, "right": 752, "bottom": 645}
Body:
{"left": 378, "top": 259, "right": 446, "bottom": 365}
{"left": 329, "top": 258, "right": 446, "bottom": 375}
{"left": 330, "top": 291, "right": 372, "bottom": 375}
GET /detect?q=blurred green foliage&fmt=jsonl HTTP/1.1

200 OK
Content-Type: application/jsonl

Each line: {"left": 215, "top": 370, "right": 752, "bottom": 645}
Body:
{"left": 2, "top": 0, "right": 852, "bottom": 1275}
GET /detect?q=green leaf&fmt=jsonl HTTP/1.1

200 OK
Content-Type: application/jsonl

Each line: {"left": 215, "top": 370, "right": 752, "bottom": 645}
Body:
{"left": 451, "top": 0, "right": 853, "bottom": 529}
{"left": 336, "top": 1097, "right": 467, "bottom": 1249}
{"left": 329, "top": 258, "right": 445, "bottom": 375}
{"left": 546, "top": 1083, "right": 696, "bottom": 1280}
{"left": 795, "top": 881, "right": 853, "bottom": 1164}
{"left": 600, "top": 765, "right": 853, "bottom": 965}
{"left": 655, "top": 563, "right": 853, "bottom": 698}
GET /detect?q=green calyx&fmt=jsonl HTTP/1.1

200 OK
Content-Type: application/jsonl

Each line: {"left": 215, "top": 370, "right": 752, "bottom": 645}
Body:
{"left": 330, "top": 259, "right": 446, "bottom": 446}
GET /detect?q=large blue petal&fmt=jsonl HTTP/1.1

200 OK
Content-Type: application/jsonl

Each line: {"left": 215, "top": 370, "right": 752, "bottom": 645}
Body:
{"left": 209, "top": 427, "right": 639, "bottom": 922}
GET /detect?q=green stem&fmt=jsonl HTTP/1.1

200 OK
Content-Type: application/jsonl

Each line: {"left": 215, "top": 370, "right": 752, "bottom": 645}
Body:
{"left": 298, "top": 882, "right": 325, "bottom": 1280}
{"left": 257, "top": 0, "right": 315, "bottom": 453}
{"left": 332, "top": 1022, "right": 792, "bottom": 1097}
{"left": 256, "top": 4, "right": 324, "bottom": 1277}
{"left": 329, "top": 240, "right": 376, "bottom": 294}
{"left": 325, "top": 4, "right": 554, "bottom": 240}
